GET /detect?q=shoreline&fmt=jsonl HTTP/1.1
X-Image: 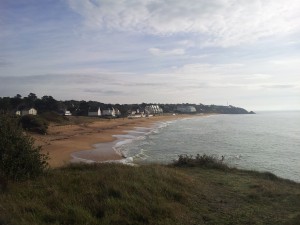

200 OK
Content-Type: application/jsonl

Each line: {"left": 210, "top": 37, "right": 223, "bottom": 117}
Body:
{"left": 32, "top": 114, "right": 201, "bottom": 168}
{"left": 70, "top": 121, "right": 169, "bottom": 165}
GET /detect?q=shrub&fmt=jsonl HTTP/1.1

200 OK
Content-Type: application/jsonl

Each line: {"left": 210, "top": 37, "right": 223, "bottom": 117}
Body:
{"left": 0, "top": 114, "right": 49, "bottom": 180}
{"left": 0, "top": 174, "right": 8, "bottom": 192}
{"left": 172, "top": 154, "right": 229, "bottom": 170}
{"left": 40, "top": 111, "right": 69, "bottom": 124}
{"left": 19, "top": 114, "right": 49, "bottom": 134}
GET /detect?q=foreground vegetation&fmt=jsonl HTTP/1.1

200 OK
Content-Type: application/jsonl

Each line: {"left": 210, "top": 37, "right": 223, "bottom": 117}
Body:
{"left": 0, "top": 115, "right": 48, "bottom": 181}
{"left": 1, "top": 161, "right": 299, "bottom": 225}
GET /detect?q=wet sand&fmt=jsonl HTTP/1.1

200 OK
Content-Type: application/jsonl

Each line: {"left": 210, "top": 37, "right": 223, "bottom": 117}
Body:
{"left": 32, "top": 114, "right": 194, "bottom": 167}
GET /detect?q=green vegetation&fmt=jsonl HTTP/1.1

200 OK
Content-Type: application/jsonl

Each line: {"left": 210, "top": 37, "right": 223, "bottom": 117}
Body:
{"left": 32, "top": 112, "right": 102, "bottom": 127}
{"left": 19, "top": 114, "right": 49, "bottom": 134}
{"left": 0, "top": 161, "right": 299, "bottom": 225}
{"left": 172, "top": 154, "right": 229, "bottom": 170}
{"left": 0, "top": 114, "right": 49, "bottom": 181}
{"left": 39, "top": 111, "right": 70, "bottom": 124}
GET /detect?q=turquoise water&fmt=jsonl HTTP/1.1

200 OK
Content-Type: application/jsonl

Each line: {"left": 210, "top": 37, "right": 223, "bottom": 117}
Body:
{"left": 115, "top": 112, "right": 300, "bottom": 182}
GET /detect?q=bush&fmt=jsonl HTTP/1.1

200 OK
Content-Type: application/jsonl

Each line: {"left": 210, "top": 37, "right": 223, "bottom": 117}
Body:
{"left": 172, "top": 154, "right": 229, "bottom": 170}
{"left": 19, "top": 114, "right": 49, "bottom": 134}
{"left": 0, "top": 114, "right": 49, "bottom": 180}
{"left": 40, "top": 111, "right": 69, "bottom": 124}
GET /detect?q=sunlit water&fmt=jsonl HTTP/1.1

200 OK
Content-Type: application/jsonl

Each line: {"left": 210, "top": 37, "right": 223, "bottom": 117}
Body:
{"left": 114, "top": 112, "right": 300, "bottom": 182}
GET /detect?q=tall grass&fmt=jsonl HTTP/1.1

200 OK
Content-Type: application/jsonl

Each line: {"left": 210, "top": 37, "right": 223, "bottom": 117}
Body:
{"left": 1, "top": 163, "right": 300, "bottom": 225}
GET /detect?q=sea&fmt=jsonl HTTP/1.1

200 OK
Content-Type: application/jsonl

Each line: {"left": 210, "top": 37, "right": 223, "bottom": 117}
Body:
{"left": 111, "top": 111, "right": 300, "bottom": 182}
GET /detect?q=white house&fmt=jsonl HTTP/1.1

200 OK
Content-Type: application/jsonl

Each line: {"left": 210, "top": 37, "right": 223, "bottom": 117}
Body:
{"left": 57, "top": 108, "right": 72, "bottom": 116}
{"left": 114, "top": 108, "right": 121, "bottom": 117}
{"left": 64, "top": 110, "right": 72, "bottom": 116}
{"left": 18, "top": 108, "right": 37, "bottom": 116}
{"left": 88, "top": 107, "right": 101, "bottom": 117}
{"left": 144, "top": 105, "right": 163, "bottom": 115}
{"left": 102, "top": 108, "right": 115, "bottom": 117}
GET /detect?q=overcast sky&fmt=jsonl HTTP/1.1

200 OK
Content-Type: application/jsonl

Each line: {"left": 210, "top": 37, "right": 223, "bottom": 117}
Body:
{"left": 1, "top": 0, "right": 300, "bottom": 110}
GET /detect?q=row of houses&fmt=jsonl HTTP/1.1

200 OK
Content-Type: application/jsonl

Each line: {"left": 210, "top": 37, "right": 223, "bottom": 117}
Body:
{"left": 14, "top": 104, "right": 165, "bottom": 118}
{"left": 145, "top": 105, "right": 163, "bottom": 114}
{"left": 128, "top": 105, "right": 163, "bottom": 118}
{"left": 87, "top": 107, "right": 121, "bottom": 117}
{"left": 14, "top": 107, "right": 122, "bottom": 117}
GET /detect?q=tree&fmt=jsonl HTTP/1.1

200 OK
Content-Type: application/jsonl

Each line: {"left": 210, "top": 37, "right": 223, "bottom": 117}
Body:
{"left": 11, "top": 94, "right": 23, "bottom": 110}
{"left": 42, "top": 95, "right": 58, "bottom": 111}
{"left": 14, "top": 94, "right": 22, "bottom": 99}
{"left": 0, "top": 97, "right": 11, "bottom": 113}
{"left": 28, "top": 93, "right": 37, "bottom": 102}
{"left": 77, "top": 101, "right": 89, "bottom": 116}
{"left": 0, "top": 115, "right": 49, "bottom": 180}
{"left": 24, "top": 93, "right": 38, "bottom": 108}
{"left": 19, "top": 115, "right": 49, "bottom": 134}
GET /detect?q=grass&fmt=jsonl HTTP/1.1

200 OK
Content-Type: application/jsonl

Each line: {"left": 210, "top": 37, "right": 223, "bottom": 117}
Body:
{"left": 1, "top": 161, "right": 300, "bottom": 225}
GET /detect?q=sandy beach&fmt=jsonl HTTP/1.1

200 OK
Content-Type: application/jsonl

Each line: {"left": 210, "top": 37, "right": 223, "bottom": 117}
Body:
{"left": 32, "top": 114, "right": 194, "bottom": 168}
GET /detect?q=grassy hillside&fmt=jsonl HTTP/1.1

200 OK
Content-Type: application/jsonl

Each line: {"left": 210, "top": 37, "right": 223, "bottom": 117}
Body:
{"left": 0, "top": 163, "right": 299, "bottom": 225}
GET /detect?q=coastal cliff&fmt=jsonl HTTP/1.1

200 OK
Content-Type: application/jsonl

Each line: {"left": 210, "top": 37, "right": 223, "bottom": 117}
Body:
{"left": 1, "top": 163, "right": 299, "bottom": 225}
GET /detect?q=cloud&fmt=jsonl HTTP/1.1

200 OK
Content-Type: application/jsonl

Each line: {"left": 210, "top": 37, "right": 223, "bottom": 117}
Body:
{"left": 148, "top": 47, "right": 185, "bottom": 56}
{"left": 270, "top": 58, "right": 300, "bottom": 65}
{"left": 177, "top": 40, "right": 195, "bottom": 48}
{"left": 0, "top": 60, "right": 11, "bottom": 67}
{"left": 286, "top": 40, "right": 300, "bottom": 45}
{"left": 68, "top": 0, "right": 300, "bottom": 47}
{"left": 245, "top": 74, "right": 272, "bottom": 80}
{"left": 0, "top": 74, "right": 115, "bottom": 85}
{"left": 83, "top": 88, "right": 125, "bottom": 96}
{"left": 174, "top": 63, "right": 244, "bottom": 76}
{"left": 260, "top": 84, "right": 297, "bottom": 89}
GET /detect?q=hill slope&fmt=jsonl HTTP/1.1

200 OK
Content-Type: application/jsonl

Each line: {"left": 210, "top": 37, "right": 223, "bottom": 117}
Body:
{"left": 1, "top": 164, "right": 299, "bottom": 225}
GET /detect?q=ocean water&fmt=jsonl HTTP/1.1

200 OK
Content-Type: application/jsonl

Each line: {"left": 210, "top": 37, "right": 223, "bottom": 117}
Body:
{"left": 114, "top": 112, "right": 300, "bottom": 182}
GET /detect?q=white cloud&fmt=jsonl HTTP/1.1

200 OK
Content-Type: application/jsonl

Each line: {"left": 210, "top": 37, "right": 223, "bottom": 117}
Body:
{"left": 260, "top": 84, "right": 297, "bottom": 89}
{"left": 177, "top": 40, "right": 195, "bottom": 48}
{"left": 174, "top": 63, "right": 244, "bottom": 76}
{"left": 148, "top": 47, "right": 185, "bottom": 56}
{"left": 245, "top": 74, "right": 272, "bottom": 80}
{"left": 2, "top": 0, "right": 300, "bottom": 110}
{"left": 270, "top": 58, "right": 300, "bottom": 65}
{"left": 68, "top": 0, "right": 300, "bottom": 47}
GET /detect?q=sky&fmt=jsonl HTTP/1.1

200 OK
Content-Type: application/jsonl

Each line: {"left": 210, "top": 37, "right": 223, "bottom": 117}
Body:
{"left": 1, "top": 0, "right": 300, "bottom": 111}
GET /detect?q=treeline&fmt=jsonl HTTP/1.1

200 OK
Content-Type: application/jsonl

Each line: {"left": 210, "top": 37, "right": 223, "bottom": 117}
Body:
{"left": 0, "top": 93, "right": 254, "bottom": 116}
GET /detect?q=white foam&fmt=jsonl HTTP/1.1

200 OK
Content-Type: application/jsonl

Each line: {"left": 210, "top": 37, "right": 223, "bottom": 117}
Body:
{"left": 124, "top": 130, "right": 148, "bottom": 134}
{"left": 113, "top": 134, "right": 136, "bottom": 139}
{"left": 70, "top": 119, "right": 173, "bottom": 166}
{"left": 113, "top": 127, "right": 154, "bottom": 147}
{"left": 115, "top": 139, "right": 134, "bottom": 147}
{"left": 70, "top": 154, "right": 96, "bottom": 164}
{"left": 71, "top": 153, "right": 137, "bottom": 166}
{"left": 132, "top": 149, "right": 149, "bottom": 160}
